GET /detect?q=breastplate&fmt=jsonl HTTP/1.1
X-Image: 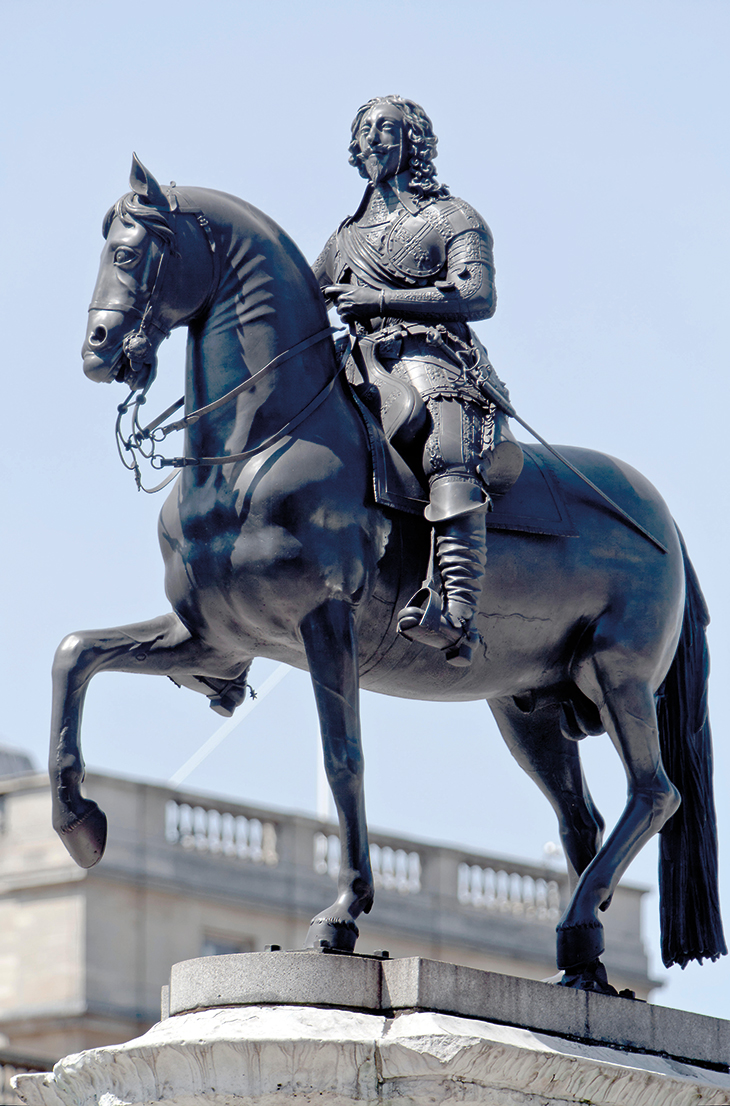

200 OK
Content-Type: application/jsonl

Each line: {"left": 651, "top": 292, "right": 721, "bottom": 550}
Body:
{"left": 340, "top": 202, "right": 449, "bottom": 284}
{"left": 385, "top": 209, "right": 448, "bottom": 278}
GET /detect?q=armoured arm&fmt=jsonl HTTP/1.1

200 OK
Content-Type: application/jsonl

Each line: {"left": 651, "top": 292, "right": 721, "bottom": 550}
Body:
{"left": 312, "top": 233, "right": 337, "bottom": 305}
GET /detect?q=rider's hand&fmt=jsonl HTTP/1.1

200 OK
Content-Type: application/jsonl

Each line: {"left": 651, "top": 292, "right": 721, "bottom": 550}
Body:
{"left": 324, "top": 285, "right": 381, "bottom": 322}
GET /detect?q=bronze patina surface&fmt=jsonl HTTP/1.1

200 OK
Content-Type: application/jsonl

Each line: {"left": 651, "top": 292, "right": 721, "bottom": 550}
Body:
{"left": 50, "top": 112, "right": 725, "bottom": 992}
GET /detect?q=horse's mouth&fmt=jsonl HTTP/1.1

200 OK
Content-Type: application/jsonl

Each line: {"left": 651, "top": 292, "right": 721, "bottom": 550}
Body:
{"left": 114, "top": 351, "right": 135, "bottom": 384}
{"left": 83, "top": 346, "right": 153, "bottom": 390}
{"left": 83, "top": 345, "right": 125, "bottom": 384}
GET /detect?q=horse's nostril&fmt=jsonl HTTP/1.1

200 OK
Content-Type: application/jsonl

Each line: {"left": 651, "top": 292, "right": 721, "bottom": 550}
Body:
{"left": 90, "top": 325, "right": 107, "bottom": 346}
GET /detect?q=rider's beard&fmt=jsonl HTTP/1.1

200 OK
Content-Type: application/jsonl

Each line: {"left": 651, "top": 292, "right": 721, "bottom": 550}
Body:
{"left": 362, "top": 145, "right": 401, "bottom": 185}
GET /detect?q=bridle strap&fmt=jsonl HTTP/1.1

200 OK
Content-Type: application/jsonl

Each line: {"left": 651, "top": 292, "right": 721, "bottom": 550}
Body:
{"left": 89, "top": 239, "right": 171, "bottom": 342}
{"left": 126, "top": 245, "right": 172, "bottom": 357}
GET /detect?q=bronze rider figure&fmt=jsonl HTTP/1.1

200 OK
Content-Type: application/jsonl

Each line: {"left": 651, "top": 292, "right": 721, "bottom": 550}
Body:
{"left": 313, "top": 96, "right": 522, "bottom": 666}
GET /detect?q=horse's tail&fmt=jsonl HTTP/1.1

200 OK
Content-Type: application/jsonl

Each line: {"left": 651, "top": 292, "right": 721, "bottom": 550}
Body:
{"left": 656, "top": 531, "right": 727, "bottom": 968}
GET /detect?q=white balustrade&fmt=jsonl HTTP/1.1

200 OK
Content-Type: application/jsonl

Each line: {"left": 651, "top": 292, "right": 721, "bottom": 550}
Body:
{"left": 165, "top": 800, "right": 278, "bottom": 865}
{"left": 313, "top": 832, "right": 341, "bottom": 880}
{"left": 457, "top": 862, "right": 561, "bottom": 922}
{"left": 313, "top": 833, "right": 421, "bottom": 894}
{"left": 164, "top": 803, "right": 563, "bottom": 919}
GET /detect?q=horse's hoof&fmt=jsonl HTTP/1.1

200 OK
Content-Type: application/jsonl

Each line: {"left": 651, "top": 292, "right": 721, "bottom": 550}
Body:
{"left": 558, "top": 957, "right": 618, "bottom": 996}
{"left": 55, "top": 800, "right": 108, "bottom": 869}
{"left": 209, "top": 695, "right": 236, "bottom": 718}
{"left": 556, "top": 918, "right": 604, "bottom": 969}
{"left": 304, "top": 915, "right": 359, "bottom": 952}
{"left": 207, "top": 670, "right": 251, "bottom": 717}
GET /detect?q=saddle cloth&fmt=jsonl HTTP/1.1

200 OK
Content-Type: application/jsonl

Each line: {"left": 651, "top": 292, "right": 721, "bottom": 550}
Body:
{"left": 350, "top": 393, "right": 578, "bottom": 538}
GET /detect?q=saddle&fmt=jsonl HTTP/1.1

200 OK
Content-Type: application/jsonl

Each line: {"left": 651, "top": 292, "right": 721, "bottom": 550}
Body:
{"left": 344, "top": 332, "right": 429, "bottom": 453}
{"left": 347, "top": 382, "right": 578, "bottom": 539}
{"left": 344, "top": 330, "right": 524, "bottom": 493}
{"left": 343, "top": 334, "right": 574, "bottom": 537}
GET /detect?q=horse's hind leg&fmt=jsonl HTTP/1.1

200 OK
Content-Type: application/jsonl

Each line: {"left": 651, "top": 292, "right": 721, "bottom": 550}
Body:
{"left": 300, "top": 598, "right": 373, "bottom": 952}
{"left": 50, "top": 612, "right": 242, "bottom": 868}
{"left": 489, "top": 696, "right": 604, "bottom": 889}
{"left": 558, "top": 663, "right": 680, "bottom": 982}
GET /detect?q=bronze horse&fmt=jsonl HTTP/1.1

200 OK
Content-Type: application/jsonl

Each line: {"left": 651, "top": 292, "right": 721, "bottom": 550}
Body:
{"left": 52, "top": 158, "right": 725, "bottom": 991}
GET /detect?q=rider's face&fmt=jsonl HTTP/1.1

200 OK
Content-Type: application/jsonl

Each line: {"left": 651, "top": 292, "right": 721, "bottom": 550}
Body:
{"left": 357, "top": 103, "right": 409, "bottom": 184}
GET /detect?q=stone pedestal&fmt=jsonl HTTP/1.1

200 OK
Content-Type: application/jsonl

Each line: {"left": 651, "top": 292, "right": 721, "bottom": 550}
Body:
{"left": 14, "top": 952, "right": 730, "bottom": 1106}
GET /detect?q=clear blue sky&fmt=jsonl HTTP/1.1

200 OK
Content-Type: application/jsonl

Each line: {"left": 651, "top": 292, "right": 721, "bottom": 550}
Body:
{"left": 1, "top": 0, "right": 729, "bottom": 1018}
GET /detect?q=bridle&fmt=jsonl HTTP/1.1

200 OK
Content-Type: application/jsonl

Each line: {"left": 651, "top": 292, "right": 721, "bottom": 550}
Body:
{"left": 106, "top": 202, "right": 344, "bottom": 492}
{"left": 90, "top": 226, "right": 179, "bottom": 388}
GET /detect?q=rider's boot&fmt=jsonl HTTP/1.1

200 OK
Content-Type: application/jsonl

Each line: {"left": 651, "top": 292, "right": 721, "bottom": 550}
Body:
{"left": 397, "top": 478, "right": 488, "bottom": 667}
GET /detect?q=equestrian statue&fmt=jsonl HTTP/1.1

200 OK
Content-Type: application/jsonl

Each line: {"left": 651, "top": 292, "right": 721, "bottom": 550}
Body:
{"left": 50, "top": 96, "right": 725, "bottom": 995}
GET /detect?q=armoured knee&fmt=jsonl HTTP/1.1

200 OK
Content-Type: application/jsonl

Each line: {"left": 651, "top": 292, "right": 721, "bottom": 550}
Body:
{"left": 425, "top": 476, "right": 489, "bottom": 523}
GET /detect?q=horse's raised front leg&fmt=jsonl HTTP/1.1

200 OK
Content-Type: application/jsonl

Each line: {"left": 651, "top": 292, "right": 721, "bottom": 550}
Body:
{"left": 301, "top": 599, "right": 373, "bottom": 952}
{"left": 50, "top": 611, "right": 244, "bottom": 869}
{"left": 488, "top": 696, "right": 605, "bottom": 890}
{"left": 557, "top": 668, "right": 680, "bottom": 991}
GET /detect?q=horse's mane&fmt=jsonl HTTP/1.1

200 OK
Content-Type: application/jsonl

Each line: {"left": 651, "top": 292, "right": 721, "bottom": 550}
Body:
{"left": 102, "top": 194, "right": 177, "bottom": 249}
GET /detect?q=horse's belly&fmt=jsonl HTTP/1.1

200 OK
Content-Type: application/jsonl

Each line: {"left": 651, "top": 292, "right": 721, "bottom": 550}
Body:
{"left": 355, "top": 507, "right": 685, "bottom": 704}
{"left": 357, "top": 621, "right": 568, "bottom": 702}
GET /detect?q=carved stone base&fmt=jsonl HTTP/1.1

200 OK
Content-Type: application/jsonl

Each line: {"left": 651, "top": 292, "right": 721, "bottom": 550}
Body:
{"left": 14, "top": 955, "right": 730, "bottom": 1106}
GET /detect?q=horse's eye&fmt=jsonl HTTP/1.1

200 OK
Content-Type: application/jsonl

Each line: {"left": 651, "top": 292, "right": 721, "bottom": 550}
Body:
{"left": 114, "top": 247, "right": 137, "bottom": 266}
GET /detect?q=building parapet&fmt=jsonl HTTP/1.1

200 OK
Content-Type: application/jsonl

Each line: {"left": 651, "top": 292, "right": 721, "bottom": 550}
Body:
{"left": 0, "top": 768, "right": 655, "bottom": 1036}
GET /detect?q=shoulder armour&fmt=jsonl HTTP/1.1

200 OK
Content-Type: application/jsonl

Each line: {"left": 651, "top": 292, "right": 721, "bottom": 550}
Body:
{"left": 428, "top": 197, "right": 492, "bottom": 244}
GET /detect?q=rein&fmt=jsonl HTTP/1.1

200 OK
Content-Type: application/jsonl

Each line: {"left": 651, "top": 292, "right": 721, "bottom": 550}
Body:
{"left": 116, "top": 325, "right": 343, "bottom": 492}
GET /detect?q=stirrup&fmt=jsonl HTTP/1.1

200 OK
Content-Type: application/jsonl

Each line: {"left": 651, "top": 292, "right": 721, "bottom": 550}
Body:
{"left": 397, "top": 588, "right": 475, "bottom": 667}
{"left": 397, "top": 587, "right": 450, "bottom": 644}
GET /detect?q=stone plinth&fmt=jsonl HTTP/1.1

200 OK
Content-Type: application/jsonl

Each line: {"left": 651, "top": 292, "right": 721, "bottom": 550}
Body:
{"left": 14, "top": 953, "right": 730, "bottom": 1106}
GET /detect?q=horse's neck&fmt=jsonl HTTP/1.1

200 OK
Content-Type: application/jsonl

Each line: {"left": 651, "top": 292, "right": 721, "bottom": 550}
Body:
{"left": 183, "top": 204, "right": 335, "bottom": 461}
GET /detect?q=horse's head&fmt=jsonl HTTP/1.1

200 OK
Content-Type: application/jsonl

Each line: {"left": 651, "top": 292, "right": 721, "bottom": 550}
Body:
{"left": 82, "top": 156, "right": 215, "bottom": 390}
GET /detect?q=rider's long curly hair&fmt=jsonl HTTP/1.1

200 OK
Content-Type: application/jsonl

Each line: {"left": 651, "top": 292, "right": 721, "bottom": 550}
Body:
{"left": 348, "top": 96, "right": 450, "bottom": 200}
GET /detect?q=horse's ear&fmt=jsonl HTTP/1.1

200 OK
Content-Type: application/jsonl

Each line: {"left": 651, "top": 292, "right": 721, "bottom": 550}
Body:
{"left": 129, "top": 153, "right": 168, "bottom": 208}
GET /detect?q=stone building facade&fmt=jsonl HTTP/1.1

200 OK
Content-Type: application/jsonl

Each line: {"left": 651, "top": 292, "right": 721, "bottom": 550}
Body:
{"left": 0, "top": 759, "right": 656, "bottom": 1077}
